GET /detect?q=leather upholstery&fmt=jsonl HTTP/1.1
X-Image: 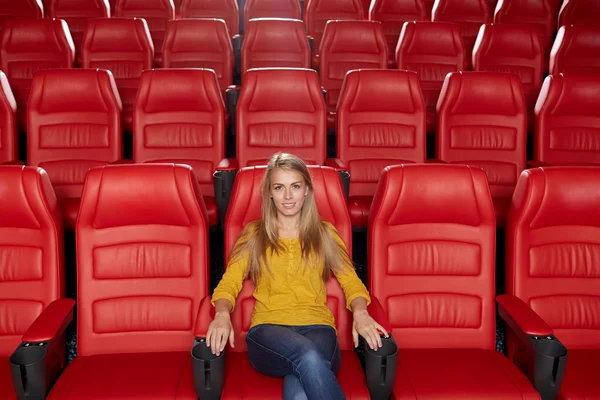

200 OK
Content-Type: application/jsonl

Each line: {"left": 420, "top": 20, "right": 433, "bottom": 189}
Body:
{"left": 181, "top": 0, "right": 239, "bottom": 36}
{"left": 0, "top": 166, "right": 64, "bottom": 399}
{"left": 368, "top": 0, "right": 428, "bottom": 68}
{"left": 133, "top": 68, "right": 226, "bottom": 226}
{"left": 396, "top": 21, "right": 465, "bottom": 134}
{"left": 243, "top": 0, "right": 301, "bottom": 33}
{"left": 558, "top": 0, "right": 600, "bottom": 27}
{"left": 534, "top": 74, "right": 600, "bottom": 166}
{"left": 369, "top": 164, "right": 539, "bottom": 399}
{"left": 550, "top": 25, "right": 600, "bottom": 75}
{"left": 0, "top": 0, "right": 43, "bottom": 35}
{"left": 505, "top": 166, "right": 600, "bottom": 399}
{"left": 115, "top": 0, "right": 174, "bottom": 66}
{"left": 27, "top": 69, "right": 122, "bottom": 229}
{"left": 236, "top": 68, "right": 326, "bottom": 168}
{"left": 436, "top": 71, "right": 527, "bottom": 227}
{"left": 0, "top": 71, "right": 16, "bottom": 164}
{"left": 473, "top": 23, "right": 544, "bottom": 133}
{"left": 319, "top": 20, "right": 388, "bottom": 130}
{"left": 0, "top": 18, "right": 74, "bottom": 131}
{"left": 81, "top": 17, "right": 153, "bottom": 131}
{"left": 241, "top": 18, "right": 310, "bottom": 81}
{"left": 47, "top": 163, "right": 209, "bottom": 399}
{"left": 162, "top": 18, "right": 233, "bottom": 94}
{"left": 336, "top": 69, "right": 426, "bottom": 226}
{"left": 221, "top": 165, "right": 369, "bottom": 399}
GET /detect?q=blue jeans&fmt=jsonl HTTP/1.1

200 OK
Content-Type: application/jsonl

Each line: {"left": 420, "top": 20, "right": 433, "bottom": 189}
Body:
{"left": 246, "top": 324, "right": 345, "bottom": 400}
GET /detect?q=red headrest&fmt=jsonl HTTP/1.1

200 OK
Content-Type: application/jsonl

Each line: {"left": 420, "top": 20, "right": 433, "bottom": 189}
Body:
{"left": 82, "top": 17, "right": 154, "bottom": 54}
{"left": 0, "top": 18, "right": 74, "bottom": 62}
{"left": 180, "top": 0, "right": 239, "bottom": 35}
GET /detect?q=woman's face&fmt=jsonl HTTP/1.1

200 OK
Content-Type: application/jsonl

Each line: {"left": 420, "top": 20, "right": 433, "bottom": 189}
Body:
{"left": 269, "top": 168, "right": 309, "bottom": 218}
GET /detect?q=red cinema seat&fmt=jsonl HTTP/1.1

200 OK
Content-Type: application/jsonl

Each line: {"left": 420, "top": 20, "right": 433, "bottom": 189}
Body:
{"left": 81, "top": 17, "right": 153, "bottom": 131}
{"left": 46, "top": 0, "right": 110, "bottom": 66}
{"left": 330, "top": 69, "right": 426, "bottom": 227}
{"left": 319, "top": 20, "right": 388, "bottom": 130}
{"left": 195, "top": 165, "right": 371, "bottom": 399}
{"left": 115, "top": 0, "right": 174, "bottom": 66}
{"left": 500, "top": 166, "right": 600, "bottom": 400}
{"left": 368, "top": 163, "right": 540, "bottom": 399}
{"left": 162, "top": 18, "right": 233, "bottom": 95}
{"left": 108, "top": 0, "right": 115, "bottom": 15}
{"left": 396, "top": 21, "right": 465, "bottom": 134}
{"left": 558, "top": 0, "right": 600, "bottom": 27}
{"left": 181, "top": 0, "right": 239, "bottom": 36}
{"left": 0, "top": 0, "right": 43, "bottom": 35}
{"left": 368, "top": 0, "right": 428, "bottom": 68}
{"left": 0, "top": 71, "right": 17, "bottom": 164}
{"left": 0, "top": 166, "right": 73, "bottom": 400}
{"left": 133, "top": 68, "right": 236, "bottom": 227}
{"left": 27, "top": 69, "right": 122, "bottom": 230}
{"left": 241, "top": 18, "right": 310, "bottom": 81}
{"left": 550, "top": 25, "right": 600, "bottom": 75}
{"left": 47, "top": 163, "right": 209, "bottom": 400}
{"left": 236, "top": 68, "right": 327, "bottom": 168}
{"left": 0, "top": 18, "right": 74, "bottom": 131}
{"left": 243, "top": 0, "right": 301, "bottom": 34}
{"left": 533, "top": 74, "right": 600, "bottom": 166}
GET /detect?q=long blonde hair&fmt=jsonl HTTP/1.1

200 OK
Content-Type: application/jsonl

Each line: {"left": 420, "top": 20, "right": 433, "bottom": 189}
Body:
{"left": 229, "top": 153, "right": 355, "bottom": 283}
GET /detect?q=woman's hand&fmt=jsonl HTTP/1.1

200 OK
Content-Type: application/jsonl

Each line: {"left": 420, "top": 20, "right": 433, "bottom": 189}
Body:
{"left": 352, "top": 309, "right": 389, "bottom": 350}
{"left": 206, "top": 311, "right": 235, "bottom": 356}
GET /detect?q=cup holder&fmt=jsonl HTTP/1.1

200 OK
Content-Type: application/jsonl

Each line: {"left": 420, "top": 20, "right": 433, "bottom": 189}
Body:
{"left": 9, "top": 342, "right": 49, "bottom": 399}
{"left": 530, "top": 335, "right": 568, "bottom": 400}
{"left": 191, "top": 339, "right": 225, "bottom": 400}
{"left": 364, "top": 336, "right": 398, "bottom": 400}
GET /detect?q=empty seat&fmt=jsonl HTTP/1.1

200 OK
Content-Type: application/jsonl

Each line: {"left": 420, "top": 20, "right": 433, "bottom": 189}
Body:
{"left": 46, "top": 0, "right": 110, "bottom": 65}
{"left": 236, "top": 68, "right": 326, "bottom": 167}
{"left": 162, "top": 18, "right": 233, "bottom": 94}
{"left": 47, "top": 164, "right": 209, "bottom": 400}
{"left": 368, "top": 164, "right": 540, "bottom": 399}
{"left": 0, "top": 166, "right": 73, "bottom": 400}
{"left": 432, "top": 0, "right": 491, "bottom": 65}
{"left": 181, "top": 0, "right": 239, "bottom": 36}
{"left": 472, "top": 23, "right": 544, "bottom": 132}
{"left": 559, "top": 0, "right": 600, "bottom": 27}
{"left": 81, "top": 18, "right": 153, "bottom": 131}
{"left": 241, "top": 18, "right": 310, "bottom": 81}
{"left": 533, "top": 74, "right": 600, "bottom": 166}
{"left": 331, "top": 69, "right": 426, "bottom": 227}
{"left": 0, "top": 71, "right": 17, "bottom": 164}
{"left": 115, "top": 0, "right": 174, "bottom": 66}
{"left": 195, "top": 165, "right": 371, "bottom": 399}
{"left": 0, "top": 18, "right": 74, "bottom": 131}
{"left": 133, "top": 69, "right": 232, "bottom": 227}
{"left": 304, "top": 0, "right": 364, "bottom": 66}
{"left": 369, "top": 0, "right": 428, "bottom": 68}
{"left": 320, "top": 20, "right": 388, "bottom": 130}
{"left": 0, "top": 0, "right": 43, "bottom": 35}
{"left": 396, "top": 21, "right": 465, "bottom": 134}
{"left": 502, "top": 166, "right": 600, "bottom": 400}
{"left": 243, "top": 0, "right": 301, "bottom": 33}
{"left": 27, "top": 69, "right": 122, "bottom": 230}
{"left": 550, "top": 25, "right": 600, "bottom": 75}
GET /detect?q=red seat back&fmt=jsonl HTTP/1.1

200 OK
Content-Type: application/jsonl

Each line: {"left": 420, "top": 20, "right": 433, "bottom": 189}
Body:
{"left": 27, "top": 69, "right": 122, "bottom": 201}
{"left": 0, "top": 166, "right": 63, "bottom": 356}
{"left": 241, "top": 18, "right": 310, "bottom": 81}
{"left": 550, "top": 25, "right": 600, "bottom": 75}
{"left": 244, "top": 0, "right": 301, "bottom": 33}
{"left": 133, "top": 68, "right": 225, "bottom": 197}
{"left": 534, "top": 74, "right": 600, "bottom": 166}
{"left": 236, "top": 68, "right": 326, "bottom": 167}
{"left": 76, "top": 163, "right": 209, "bottom": 356}
{"left": 224, "top": 165, "right": 353, "bottom": 351}
{"left": 506, "top": 166, "right": 600, "bottom": 350}
{"left": 337, "top": 69, "right": 426, "bottom": 197}
{"left": 181, "top": 0, "right": 239, "bottom": 36}
{"left": 558, "top": 0, "right": 600, "bottom": 27}
{"left": 0, "top": 71, "right": 16, "bottom": 163}
{"left": 0, "top": 0, "right": 43, "bottom": 35}
{"left": 369, "top": 164, "right": 496, "bottom": 349}
{"left": 162, "top": 18, "right": 233, "bottom": 92}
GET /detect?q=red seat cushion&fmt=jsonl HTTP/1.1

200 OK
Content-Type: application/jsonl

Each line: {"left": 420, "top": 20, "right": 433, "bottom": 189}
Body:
{"left": 47, "top": 352, "right": 196, "bottom": 399}
{"left": 348, "top": 196, "right": 372, "bottom": 227}
{"left": 57, "top": 197, "right": 81, "bottom": 231}
{"left": 558, "top": 350, "right": 600, "bottom": 400}
{"left": 394, "top": 349, "right": 540, "bottom": 399}
{"left": 0, "top": 357, "right": 15, "bottom": 400}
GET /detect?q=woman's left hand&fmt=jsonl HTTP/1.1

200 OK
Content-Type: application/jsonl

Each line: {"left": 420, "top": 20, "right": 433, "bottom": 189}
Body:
{"left": 352, "top": 309, "right": 389, "bottom": 350}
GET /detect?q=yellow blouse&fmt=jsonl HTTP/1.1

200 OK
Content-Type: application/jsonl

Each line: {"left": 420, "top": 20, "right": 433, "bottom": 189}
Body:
{"left": 211, "top": 223, "right": 371, "bottom": 329}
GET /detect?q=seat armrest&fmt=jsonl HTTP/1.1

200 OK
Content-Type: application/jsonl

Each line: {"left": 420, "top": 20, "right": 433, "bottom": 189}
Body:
{"left": 194, "top": 296, "right": 215, "bottom": 339}
{"left": 497, "top": 294, "right": 553, "bottom": 339}
{"left": 110, "top": 159, "right": 134, "bottom": 164}
{"left": 226, "top": 86, "right": 241, "bottom": 138}
{"left": 367, "top": 296, "right": 392, "bottom": 334}
{"left": 324, "top": 158, "right": 347, "bottom": 171}
{"left": 426, "top": 159, "right": 448, "bottom": 164}
{"left": 22, "top": 298, "right": 75, "bottom": 343}
{"left": 321, "top": 88, "right": 326, "bottom": 105}
{"left": 232, "top": 34, "right": 243, "bottom": 77}
{"left": 216, "top": 158, "right": 238, "bottom": 171}
{"left": 213, "top": 161, "right": 237, "bottom": 229}
{"left": 307, "top": 35, "right": 314, "bottom": 54}
{"left": 528, "top": 160, "right": 551, "bottom": 168}
{"left": 1, "top": 160, "right": 24, "bottom": 165}
{"left": 325, "top": 159, "right": 350, "bottom": 199}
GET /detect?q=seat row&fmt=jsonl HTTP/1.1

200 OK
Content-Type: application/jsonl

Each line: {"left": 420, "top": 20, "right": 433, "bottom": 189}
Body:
{"left": 0, "top": 161, "right": 598, "bottom": 399}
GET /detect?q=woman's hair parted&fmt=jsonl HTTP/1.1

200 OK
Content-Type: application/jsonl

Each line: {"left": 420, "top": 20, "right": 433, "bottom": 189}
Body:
{"left": 228, "top": 153, "right": 355, "bottom": 283}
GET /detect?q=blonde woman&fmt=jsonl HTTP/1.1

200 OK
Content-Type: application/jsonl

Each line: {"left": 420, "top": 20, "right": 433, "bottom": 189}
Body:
{"left": 206, "top": 153, "right": 388, "bottom": 400}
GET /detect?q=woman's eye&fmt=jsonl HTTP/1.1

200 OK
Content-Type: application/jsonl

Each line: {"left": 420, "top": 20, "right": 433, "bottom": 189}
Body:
{"left": 293, "top": 184, "right": 301, "bottom": 189}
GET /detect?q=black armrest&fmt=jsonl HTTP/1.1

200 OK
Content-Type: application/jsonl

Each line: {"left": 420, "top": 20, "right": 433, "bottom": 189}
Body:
{"left": 321, "top": 89, "right": 327, "bottom": 105}
{"left": 308, "top": 36, "right": 314, "bottom": 54}
{"left": 232, "top": 35, "right": 243, "bottom": 77}
{"left": 365, "top": 335, "right": 397, "bottom": 400}
{"left": 214, "top": 159, "right": 238, "bottom": 230}
{"left": 226, "top": 86, "right": 241, "bottom": 138}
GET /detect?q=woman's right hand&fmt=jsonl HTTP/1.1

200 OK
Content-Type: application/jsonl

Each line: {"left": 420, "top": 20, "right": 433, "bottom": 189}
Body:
{"left": 206, "top": 311, "right": 235, "bottom": 356}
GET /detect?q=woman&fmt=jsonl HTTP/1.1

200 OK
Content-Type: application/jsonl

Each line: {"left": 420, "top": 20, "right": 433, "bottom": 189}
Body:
{"left": 206, "top": 153, "right": 388, "bottom": 400}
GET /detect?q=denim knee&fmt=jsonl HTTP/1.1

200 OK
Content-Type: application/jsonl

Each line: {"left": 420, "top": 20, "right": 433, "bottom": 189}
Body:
{"left": 296, "top": 348, "right": 330, "bottom": 371}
